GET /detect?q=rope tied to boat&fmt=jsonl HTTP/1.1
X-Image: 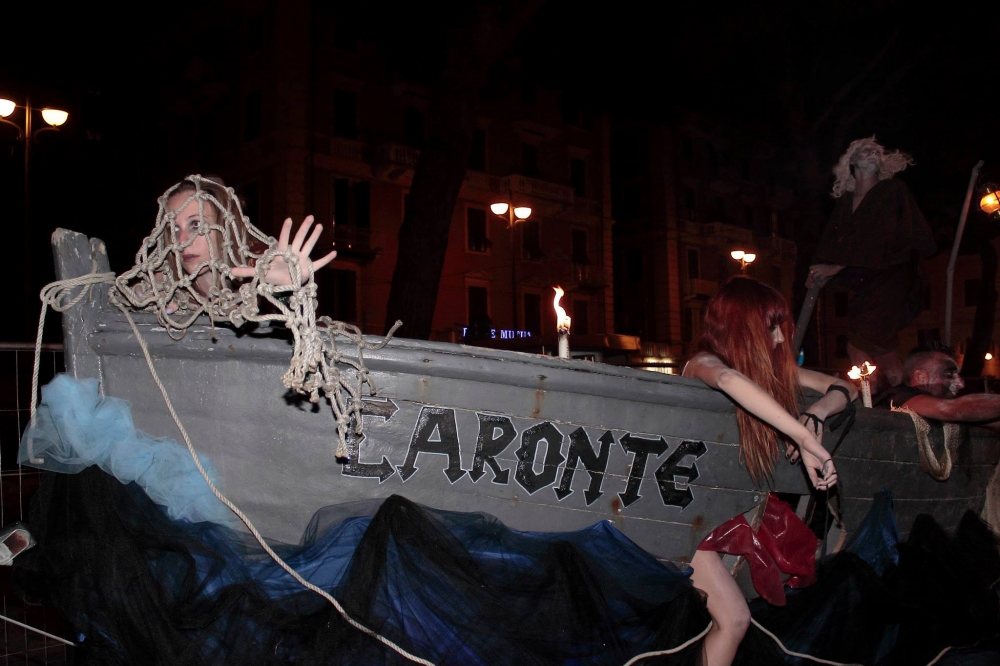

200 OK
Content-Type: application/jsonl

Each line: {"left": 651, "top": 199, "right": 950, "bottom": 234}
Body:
{"left": 891, "top": 404, "right": 964, "bottom": 481}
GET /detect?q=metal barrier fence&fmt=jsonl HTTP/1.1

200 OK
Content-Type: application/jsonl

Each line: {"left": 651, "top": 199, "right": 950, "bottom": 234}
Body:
{"left": 0, "top": 342, "right": 69, "bottom": 664}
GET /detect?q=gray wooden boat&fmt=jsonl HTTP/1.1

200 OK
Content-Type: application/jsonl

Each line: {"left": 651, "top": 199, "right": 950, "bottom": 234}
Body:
{"left": 50, "top": 228, "right": 1000, "bottom": 567}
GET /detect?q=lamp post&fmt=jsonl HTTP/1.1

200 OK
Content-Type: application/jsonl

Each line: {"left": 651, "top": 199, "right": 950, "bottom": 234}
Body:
{"left": 490, "top": 201, "right": 532, "bottom": 331}
{"left": 730, "top": 249, "right": 757, "bottom": 274}
{"left": 1, "top": 95, "right": 69, "bottom": 334}
{"left": 944, "top": 161, "right": 985, "bottom": 346}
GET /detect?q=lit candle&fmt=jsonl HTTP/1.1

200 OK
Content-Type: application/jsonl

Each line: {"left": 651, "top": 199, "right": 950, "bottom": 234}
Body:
{"left": 553, "top": 286, "right": 572, "bottom": 359}
{"left": 847, "top": 361, "right": 877, "bottom": 408}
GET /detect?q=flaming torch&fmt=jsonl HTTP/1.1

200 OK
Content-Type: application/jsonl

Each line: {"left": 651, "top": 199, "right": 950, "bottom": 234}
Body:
{"left": 848, "top": 361, "right": 877, "bottom": 408}
{"left": 553, "top": 286, "right": 572, "bottom": 359}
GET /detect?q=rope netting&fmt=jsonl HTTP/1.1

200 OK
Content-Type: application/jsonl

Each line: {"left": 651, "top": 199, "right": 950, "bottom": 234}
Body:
{"left": 110, "top": 174, "right": 400, "bottom": 459}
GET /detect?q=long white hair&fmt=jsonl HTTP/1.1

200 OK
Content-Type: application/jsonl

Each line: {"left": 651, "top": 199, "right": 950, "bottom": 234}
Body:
{"left": 831, "top": 136, "right": 914, "bottom": 198}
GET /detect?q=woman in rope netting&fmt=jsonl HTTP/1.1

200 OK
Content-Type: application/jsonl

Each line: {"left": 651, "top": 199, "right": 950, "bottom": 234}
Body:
{"left": 125, "top": 174, "right": 337, "bottom": 322}
{"left": 11, "top": 177, "right": 713, "bottom": 665}
{"left": 684, "top": 278, "right": 1000, "bottom": 666}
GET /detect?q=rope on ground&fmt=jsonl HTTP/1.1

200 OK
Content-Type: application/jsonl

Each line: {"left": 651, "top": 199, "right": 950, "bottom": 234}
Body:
{"left": 620, "top": 621, "right": 712, "bottom": 665}
{"left": 0, "top": 612, "right": 76, "bottom": 647}
{"left": 750, "top": 618, "right": 862, "bottom": 666}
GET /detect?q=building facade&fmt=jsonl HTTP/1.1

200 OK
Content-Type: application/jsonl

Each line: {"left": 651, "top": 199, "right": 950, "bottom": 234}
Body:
{"left": 159, "top": 0, "right": 628, "bottom": 357}
{"left": 612, "top": 114, "right": 803, "bottom": 371}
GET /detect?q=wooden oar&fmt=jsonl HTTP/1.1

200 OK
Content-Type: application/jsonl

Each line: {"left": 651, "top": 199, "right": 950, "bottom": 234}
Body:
{"left": 792, "top": 281, "right": 823, "bottom": 357}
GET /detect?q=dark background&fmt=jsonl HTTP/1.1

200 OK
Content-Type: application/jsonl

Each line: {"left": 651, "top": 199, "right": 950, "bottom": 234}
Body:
{"left": 1, "top": 0, "right": 998, "bottom": 341}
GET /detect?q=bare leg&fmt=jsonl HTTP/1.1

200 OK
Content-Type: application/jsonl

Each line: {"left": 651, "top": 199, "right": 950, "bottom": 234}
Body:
{"left": 690, "top": 549, "right": 751, "bottom": 666}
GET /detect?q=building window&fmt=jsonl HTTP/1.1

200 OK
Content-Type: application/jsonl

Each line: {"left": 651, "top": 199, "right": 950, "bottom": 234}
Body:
{"left": 569, "top": 157, "right": 587, "bottom": 198}
{"left": 523, "top": 293, "right": 541, "bottom": 335}
{"left": 682, "top": 187, "right": 696, "bottom": 219}
{"left": 834, "top": 291, "right": 848, "bottom": 317}
{"left": 469, "top": 128, "right": 486, "bottom": 171}
{"left": 571, "top": 229, "right": 588, "bottom": 265}
{"left": 561, "top": 94, "right": 582, "bottom": 126}
{"left": 714, "top": 197, "right": 726, "bottom": 220}
{"left": 573, "top": 300, "right": 589, "bottom": 335}
{"left": 626, "top": 248, "right": 643, "bottom": 282}
{"left": 245, "top": 14, "right": 264, "bottom": 53}
{"left": 466, "top": 207, "right": 489, "bottom": 253}
{"left": 965, "top": 278, "right": 981, "bottom": 307}
{"left": 681, "top": 136, "right": 693, "bottom": 161}
{"left": 316, "top": 269, "right": 357, "bottom": 322}
{"left": 522, "top": 219, "right": 542, "bottom": 260}
{"left": 333, "top": 89, "right": 358, "bottom": 139}
{"left": 333, "top": 179, "right": 370, "bottom": 228}
{"left": 687, "top": 248, "right": 700, "bottom": 279}
{"left": 521, "top": 143, "right": 539, "bottom": 177}
{"left": 468, "top": 286, "right": 489, "bottom": 325}
{"left": 835, "top": 335, "right": 849, "bottom": 359}
{"left": 243, "top": 91, "right": 262, "bottom": 142}
{"left": 682, "top": 308, "right": 695, "bottom": 342}
{"left": 403, "top": 107, "right": 425, "bottom": 148}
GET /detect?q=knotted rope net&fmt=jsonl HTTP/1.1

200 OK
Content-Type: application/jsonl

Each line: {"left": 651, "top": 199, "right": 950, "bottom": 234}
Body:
{"left": 111, "top": 174, "right": 400, "bottom": 459}
{"left": 891, "top": 404, "right": 964, "bottom": 481}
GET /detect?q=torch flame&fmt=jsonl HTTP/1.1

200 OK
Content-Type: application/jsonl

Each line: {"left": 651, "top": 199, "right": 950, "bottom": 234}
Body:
{"left": 553, "top": 286, "right": 572, "bottom": 332}
{"left": 848, "top": 361, "right": 877, "bottom": 380}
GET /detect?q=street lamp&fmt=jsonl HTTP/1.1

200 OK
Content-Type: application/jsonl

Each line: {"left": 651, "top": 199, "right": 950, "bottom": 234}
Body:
{"left": 490, "top": 201, "right": 532, "bottom": 331}
{"left": 1, "top": 96, "right": 69, "bottom": 334}
{"left": 980, "top": 182, "right": 1000, "bottom": 219}
{"left": 730, "top": 249, "right": 757, "bottom": 273}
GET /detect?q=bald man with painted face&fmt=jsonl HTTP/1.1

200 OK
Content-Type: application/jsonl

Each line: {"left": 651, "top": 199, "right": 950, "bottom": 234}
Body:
{"left": 875, "top": 344, "right": 1000, "bottom": 431}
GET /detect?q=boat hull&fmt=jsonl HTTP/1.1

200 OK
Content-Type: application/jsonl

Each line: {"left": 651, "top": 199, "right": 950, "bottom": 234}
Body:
{"left": 51, "top": 229, "right": 1000, "bottom": 565}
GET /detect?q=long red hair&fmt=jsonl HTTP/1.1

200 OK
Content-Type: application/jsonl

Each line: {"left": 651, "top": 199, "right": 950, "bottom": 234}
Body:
{"left": 697, "top": 277, "right": 801, "bottom": 485}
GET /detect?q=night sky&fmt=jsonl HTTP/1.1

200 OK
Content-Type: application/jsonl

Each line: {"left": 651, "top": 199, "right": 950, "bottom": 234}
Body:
{"left": 2, "top": 0, "right": 998, "bottom": 339}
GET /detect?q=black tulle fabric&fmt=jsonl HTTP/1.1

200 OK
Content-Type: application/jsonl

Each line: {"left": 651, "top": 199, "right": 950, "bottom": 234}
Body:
{"left": 736, "top": 501, "right": 1000, "bottom": 665}
{"left": 13, "top": 468, "right": 710, "bottom": 665}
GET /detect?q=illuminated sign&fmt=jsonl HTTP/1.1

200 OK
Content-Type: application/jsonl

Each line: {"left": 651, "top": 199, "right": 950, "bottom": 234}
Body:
{"left": 461, "top": 327, "right": 533, "bottom": 340}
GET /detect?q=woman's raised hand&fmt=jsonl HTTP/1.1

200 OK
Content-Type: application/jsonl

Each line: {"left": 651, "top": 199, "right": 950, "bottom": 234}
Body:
{"left": 231, "top": 216, "right": 337, "bottom": 286}
{"left": 799, "top": 444, "right": 837, "bottom": 491}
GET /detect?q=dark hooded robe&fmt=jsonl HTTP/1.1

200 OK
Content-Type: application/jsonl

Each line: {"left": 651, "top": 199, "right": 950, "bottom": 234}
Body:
{"left": 814, "top": 178, "right": 935, "bottom": 355}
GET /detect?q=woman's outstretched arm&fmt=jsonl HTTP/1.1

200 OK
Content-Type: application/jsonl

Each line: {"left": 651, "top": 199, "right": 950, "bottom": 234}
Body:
{"left": 684, "top": 352, "right": 837, "bottom": 490}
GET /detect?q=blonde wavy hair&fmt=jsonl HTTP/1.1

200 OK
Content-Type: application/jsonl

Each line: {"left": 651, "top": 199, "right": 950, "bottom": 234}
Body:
{"left": 831, "top": 136, "right": 914, "bottom": 198}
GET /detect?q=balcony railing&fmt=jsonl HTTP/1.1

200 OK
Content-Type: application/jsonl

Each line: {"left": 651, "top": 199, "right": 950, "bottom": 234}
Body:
{"left": 329, "top": 136, "right": 367, "bottom": 162}
{"left": 464, "top": 171, "right": 501, "bottom": 194}
{"left": 375, "top": 143, "right": 420, "bottom": 170}
{"left": 572, "top": 263, "right": 606, "bottom": 291}
{"left": 501, "top": 175, "right": 575, "bottom": 205}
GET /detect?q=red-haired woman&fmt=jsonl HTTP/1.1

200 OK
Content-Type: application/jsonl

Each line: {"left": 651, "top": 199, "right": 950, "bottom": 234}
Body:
{"left": 682, "top": 277, "right": 856, "bottom": 666}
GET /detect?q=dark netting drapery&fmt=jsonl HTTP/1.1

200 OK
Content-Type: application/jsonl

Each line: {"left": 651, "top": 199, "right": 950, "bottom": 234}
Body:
{"left": 12, "top": 467, "right": 710, "bottom": 665}
{"left": 735, "top": 492, "right": 1000, "bottom": 665}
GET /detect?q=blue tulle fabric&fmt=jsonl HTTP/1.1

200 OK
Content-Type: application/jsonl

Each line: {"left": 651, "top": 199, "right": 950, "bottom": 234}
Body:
{"left": 18, "top": 373, "right": 235, "bottom": 526}
{"left": 844, "top": 488, "right": 900, "bottom": 575}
